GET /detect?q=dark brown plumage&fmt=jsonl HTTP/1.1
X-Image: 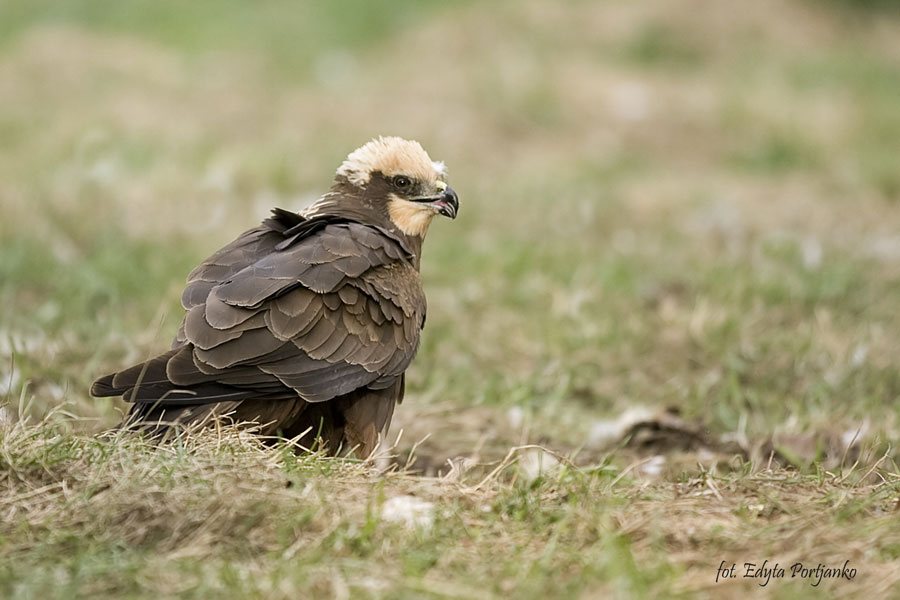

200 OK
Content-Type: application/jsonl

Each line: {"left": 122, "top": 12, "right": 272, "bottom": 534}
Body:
{"left": 92, "top": 137, "right": 459, "bottom": 456}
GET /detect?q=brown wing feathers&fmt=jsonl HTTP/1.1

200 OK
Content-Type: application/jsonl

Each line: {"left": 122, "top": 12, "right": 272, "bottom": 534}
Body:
{"left": 91, "top": 212, "right": 425, "bottom": 448}
{"left": 91, "top": 138, "right": 458, "bottom": 454}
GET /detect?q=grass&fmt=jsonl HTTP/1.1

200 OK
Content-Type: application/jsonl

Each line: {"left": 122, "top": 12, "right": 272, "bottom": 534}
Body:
{"left": 2, "top": 0, "right": 900, "bottom": 597}
{"left": 3, "top": 413, "right": 899, "bottom": 599}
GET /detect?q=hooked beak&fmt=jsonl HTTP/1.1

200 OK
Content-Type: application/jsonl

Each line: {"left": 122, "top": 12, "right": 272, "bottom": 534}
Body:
{"left": 414, "top": 186, "right": 459, "bottom": 219}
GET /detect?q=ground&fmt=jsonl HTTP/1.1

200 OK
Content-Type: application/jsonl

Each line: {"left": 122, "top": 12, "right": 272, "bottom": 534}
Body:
{"left": 2, "top": 1, "right": 900, "bottom": 598}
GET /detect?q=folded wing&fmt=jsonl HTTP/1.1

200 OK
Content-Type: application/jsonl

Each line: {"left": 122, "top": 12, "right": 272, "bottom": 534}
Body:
{"left": 92, "top": 215, "right": 425, "bottom": 409}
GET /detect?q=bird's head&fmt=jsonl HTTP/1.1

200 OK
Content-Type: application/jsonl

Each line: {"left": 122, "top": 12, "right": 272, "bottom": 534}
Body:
{"left": 326, "top": 137, "right": 459, "bottom": 238}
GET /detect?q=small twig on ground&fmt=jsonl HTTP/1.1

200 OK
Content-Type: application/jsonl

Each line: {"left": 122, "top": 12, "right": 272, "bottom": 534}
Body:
{"left": 466, "top": 444, "right": 577, "bottom": 492}
{"left": 851, "top": 444, "right": 892, "bottom": 489}
{"left": 606, "top": 456, "right": 659, "bottom": 491}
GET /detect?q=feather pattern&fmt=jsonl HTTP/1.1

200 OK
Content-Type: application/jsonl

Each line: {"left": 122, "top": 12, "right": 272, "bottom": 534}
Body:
{"left": 93, "top": 213, "right": 426, "bottom": 443}
{"left": 92, "top": 137, "right": 452, "bottom": 456}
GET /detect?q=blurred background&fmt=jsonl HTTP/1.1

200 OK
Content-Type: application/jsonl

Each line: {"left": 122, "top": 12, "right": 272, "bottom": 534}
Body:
{"left": 2, "top": 0, "right": 900, "bottom": 468}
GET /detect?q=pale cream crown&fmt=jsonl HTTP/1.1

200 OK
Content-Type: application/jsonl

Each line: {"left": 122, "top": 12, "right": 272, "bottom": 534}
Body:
{"left": 336, "top": 136, "right": 446, "bottom": 186}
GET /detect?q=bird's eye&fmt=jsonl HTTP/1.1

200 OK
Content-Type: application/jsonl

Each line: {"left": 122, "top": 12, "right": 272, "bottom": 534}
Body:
{"left": 393, "top": 176, "right": 412, "bottom": 189}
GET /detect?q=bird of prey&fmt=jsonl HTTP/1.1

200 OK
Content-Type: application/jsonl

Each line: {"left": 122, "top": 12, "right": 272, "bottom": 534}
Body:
{"left": 91, "top": 137, "right": 459, "bottom": 456}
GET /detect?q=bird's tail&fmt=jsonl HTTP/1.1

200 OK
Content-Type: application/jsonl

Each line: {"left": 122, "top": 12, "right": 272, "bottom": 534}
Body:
{"left": 91, "top": 349, "right": 180, "bottom": 399}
